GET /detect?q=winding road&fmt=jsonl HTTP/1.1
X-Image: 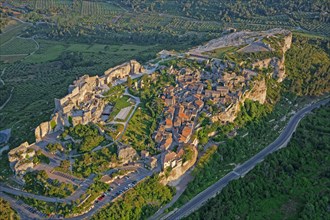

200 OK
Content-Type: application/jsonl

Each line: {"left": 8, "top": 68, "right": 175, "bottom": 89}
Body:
{"left": 165, "top": 97, "right": 330, "bottom": 220}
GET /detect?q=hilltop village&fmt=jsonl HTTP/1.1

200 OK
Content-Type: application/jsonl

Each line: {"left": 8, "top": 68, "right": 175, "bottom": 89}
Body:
{"left": 7, "top": 29, "right": 292, "bottom": 209}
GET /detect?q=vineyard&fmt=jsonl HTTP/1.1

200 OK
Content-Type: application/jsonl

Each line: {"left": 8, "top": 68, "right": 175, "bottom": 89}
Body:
{"left": 79, "top": 1, "right": 122, "bottom": 16}
{"left": 0, "top": 19, "right": 34, "bottom": 62}
{"left": 0, "top": 37, "right": 37, "bottom": 55}
{"left": 0, "top": 22, "right": 29, "bottom": 46}
{"left": 33, "top": 0, "right": 71, "bottom": 10}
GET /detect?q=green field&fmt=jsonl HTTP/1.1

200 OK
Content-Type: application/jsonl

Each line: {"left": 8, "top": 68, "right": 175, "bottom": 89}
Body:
{"left": 204, "top": 46, "right": 239, "bottom": 59}
{"left": 0, "top": 21, "right": 33, "bottom": 62}
{"left": 122, "top": 105, "right": 154, "bottom": 152}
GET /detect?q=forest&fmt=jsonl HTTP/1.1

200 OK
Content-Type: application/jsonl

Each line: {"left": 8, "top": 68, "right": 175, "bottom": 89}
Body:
{"left": 285, "top": 34, "right": 330, "bottom": 96}
{"left": 185, "top": 105, "right": 330, "bottom": 220}
{"left": 92, "top": 176, "right": 175, "bottom": 219}
{"left": 0, "top": 198, "right": 19, "bottom": 220}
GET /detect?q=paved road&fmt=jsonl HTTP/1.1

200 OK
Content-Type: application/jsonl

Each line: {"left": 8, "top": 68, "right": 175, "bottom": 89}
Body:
{"left": 166, "top": 98, "right": 330, "bottom": 220}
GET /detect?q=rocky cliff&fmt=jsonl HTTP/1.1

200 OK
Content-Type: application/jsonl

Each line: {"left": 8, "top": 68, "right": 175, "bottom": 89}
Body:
{"left": 211, "top": 31, "right": 292, "bottom": 123}
{"left": 252, "top": 31, "right": 292, "bottom": 82}
{"left": 211, "top": 78, "right": 267, "bottom": 123}
{"left": 160, "top": 146, "right": 198, "bottom": 185}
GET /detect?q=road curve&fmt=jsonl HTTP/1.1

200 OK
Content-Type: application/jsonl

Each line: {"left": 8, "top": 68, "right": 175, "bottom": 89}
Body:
{"left": 166, "top": 98, "right": 330, "bottom": 220}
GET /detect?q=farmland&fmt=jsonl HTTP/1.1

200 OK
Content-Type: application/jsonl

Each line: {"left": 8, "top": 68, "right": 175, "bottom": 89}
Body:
{"left": 0, "top": 37, "right": 37, "bottom": 55}
{"left": 0, "top": 19, "right": 36, "bottom": 62}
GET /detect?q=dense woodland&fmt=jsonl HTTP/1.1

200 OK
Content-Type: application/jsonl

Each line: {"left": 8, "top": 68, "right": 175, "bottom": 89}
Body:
{"left": 72, "top": 144, "right": 118, "bottom": 178}
{"left": 0, "top": 198, "right": 19, "bottom": 220}
{"left": 92, "top": 176, "right": 175, "bottom": 219}
{"left": 24, "top": 170, "right": 75, "bottom": 198}
{"left": 63, "top": 124, "right": 105, "bottom": 152}
{"left": 285, "top": 35, "right": 330, "bottom": 96}
{"left": 185, "top": 105, "right": 330, "bottom": 220}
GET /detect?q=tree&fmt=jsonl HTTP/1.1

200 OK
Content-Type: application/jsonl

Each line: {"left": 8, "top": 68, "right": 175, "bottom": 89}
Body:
{"left": 127, "top": 76, "right": 132, "bottom": 88}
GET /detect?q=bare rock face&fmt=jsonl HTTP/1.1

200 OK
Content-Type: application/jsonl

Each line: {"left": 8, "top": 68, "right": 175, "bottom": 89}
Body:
{"left": 282, "top": 32, "right": 293, "bottom": 54}
{"left": 35, "top": 121, "right": 51, "bottom": 142}
{"left": 8, "top": 142, "right": 30, "bottom": 163}
{"left": 212, "top": 78, "right": 267, "bottom": 123}
{"left": 14, "top": 161, "right": 34, "bottom": 175}
{"left": 212, "top": 102, "right": 241, "bottom": 123}
{"left": 104, "top": 60, "right": 144, "bottom": 82}
{"left": 252, "top": 58, "right": 272, "bottom": 69}
{"left": 117, "top": 146, "right": 138, "bottom": 164}
{"left": 246, "top": 78, "right": 267, "bottom": 104}
{"left": 252, "top": 31, "right": 292, "bottom": 83}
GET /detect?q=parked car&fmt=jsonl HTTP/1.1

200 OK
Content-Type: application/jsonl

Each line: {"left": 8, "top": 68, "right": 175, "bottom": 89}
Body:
{"left": 97, "top": 195, "right": 105, "bottom": 201}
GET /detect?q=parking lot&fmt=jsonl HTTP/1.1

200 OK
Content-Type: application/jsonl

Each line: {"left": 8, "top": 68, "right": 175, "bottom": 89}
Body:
{"left": 115, "top": 106, "right": 132, "bottom": 121}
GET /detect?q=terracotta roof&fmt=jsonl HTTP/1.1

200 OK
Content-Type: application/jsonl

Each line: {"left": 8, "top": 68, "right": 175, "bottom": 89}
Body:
{"left": 179, "top": 135, "right": 187, "bottom": 143}
{"left": 165, "top": 118, "right": 173, "bottom": 127}
{"left": 164, "top": 151, "right": 177, "bottom": 163}
{"left": 195, "top": 99, "right": 204, "bottom": 108}
{"left": 178, "top": 110, "right": 190, "bottom": 120}
{"left": 163, "top": 136, "right": 173, "bottom": 148}
{"left": 183, "top": 126, "right": 192, "bottom": 137}
{"left": 177, "top": 147, "right": 185, "bottom": 158}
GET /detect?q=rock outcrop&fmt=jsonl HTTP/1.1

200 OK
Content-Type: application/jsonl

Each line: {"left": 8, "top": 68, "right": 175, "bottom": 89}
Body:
{"left": 211, "top": 31, "right": 292, "bottom": 123}
{"left": 35, "top": 122, "right": 51, "bottom": 142}
{"left": 252, "top": 31, "right": 292, "bottom": 82}
{"left": 8, "top": 142, "right": 36, "bottom": 175}
{"left": 246, "top": 78, "right": 267, "bottom": 104}
{"left": 8, "top": 142, "right": 30, "bottom": 163}
{"left": 211, "top": 78, "right": 267, "bottom": 123}
{"left": 104, "top": 60, "right": 144, "bottom": 82}
{"left": 117, "top": 146, "right": 138, "bottom": 164}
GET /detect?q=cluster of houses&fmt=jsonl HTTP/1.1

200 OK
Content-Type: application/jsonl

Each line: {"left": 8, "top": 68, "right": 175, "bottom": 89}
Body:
{"left": 152, "top": 58, "right": 260, "bottom": 170}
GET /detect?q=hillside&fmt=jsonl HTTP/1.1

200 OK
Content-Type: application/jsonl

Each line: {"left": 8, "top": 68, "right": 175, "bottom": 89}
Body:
{"left": 185, "top": 104, "right": 330, "bottom": 220}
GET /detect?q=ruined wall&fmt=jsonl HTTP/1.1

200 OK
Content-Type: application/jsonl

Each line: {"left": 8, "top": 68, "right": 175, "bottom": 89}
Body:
{"left": 32, "top": 60, "right": 144, "bottom": 142}
{"left": 104, "top": 60, "right": 144, "bottom": 83}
